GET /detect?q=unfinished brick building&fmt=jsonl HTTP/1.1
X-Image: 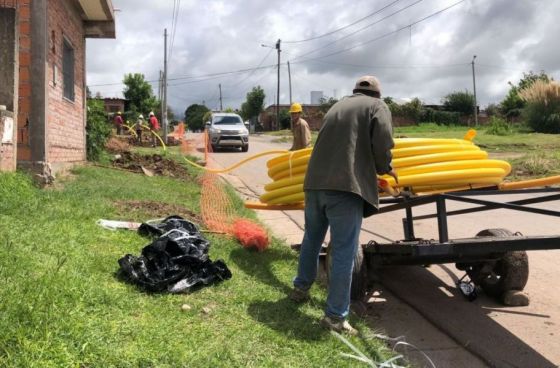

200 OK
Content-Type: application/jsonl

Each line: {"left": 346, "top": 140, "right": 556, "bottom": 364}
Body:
{"left": 0, "top": 0, "right": 115, "bottom": 180}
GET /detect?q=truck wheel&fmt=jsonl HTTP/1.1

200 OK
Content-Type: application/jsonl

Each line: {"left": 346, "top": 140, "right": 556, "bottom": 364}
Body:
{"left": 211, "top": 144, "right": 218, "bottom": 152}
{"left": 468, "top": 228, "right": 529, "bottom": 299}
{"left": 242, "top": 144, "right": 249, "bottom": 152}
{"left": 326, "top": 243, "right": 368, "bottom": 301}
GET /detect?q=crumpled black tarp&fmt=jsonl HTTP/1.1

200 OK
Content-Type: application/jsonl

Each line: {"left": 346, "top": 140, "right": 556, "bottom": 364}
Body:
{"left": 118, "top": 215, "right": 232, "bottom": 293}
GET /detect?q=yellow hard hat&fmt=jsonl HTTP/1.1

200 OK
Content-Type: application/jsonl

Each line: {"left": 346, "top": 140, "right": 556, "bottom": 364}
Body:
{"left": 289, "top": 103, "right": 302, "bottom": 113}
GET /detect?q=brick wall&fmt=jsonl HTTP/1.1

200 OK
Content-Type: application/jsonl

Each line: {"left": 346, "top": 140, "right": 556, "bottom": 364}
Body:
{"left": 47, "top": 0, "right": 86, "bottom": 164}
{"left": 16, "top": 0, "right": 32, "bottom": 162}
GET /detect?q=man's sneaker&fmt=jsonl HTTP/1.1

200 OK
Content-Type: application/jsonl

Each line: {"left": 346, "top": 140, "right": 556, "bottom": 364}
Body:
{"left": 288, "top": 287, "right": 310, "bottom": 303}
{"left": 320, "top": 315, "right": 358, "bottom": 336}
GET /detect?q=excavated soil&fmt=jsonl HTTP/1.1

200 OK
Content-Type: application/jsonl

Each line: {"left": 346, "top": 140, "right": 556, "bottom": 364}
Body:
{"left": 111, "top": 151, "right": 194, "bottom": 180}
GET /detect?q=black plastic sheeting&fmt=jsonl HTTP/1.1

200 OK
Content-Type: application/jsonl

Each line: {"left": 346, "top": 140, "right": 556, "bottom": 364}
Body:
{"left": 118, "top": 216, "right": 232, "bottom": 293}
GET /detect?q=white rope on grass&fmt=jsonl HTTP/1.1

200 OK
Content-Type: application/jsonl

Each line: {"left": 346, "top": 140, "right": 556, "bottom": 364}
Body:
{"left": 331, "top": 331, "right": 407, "bottom": 368}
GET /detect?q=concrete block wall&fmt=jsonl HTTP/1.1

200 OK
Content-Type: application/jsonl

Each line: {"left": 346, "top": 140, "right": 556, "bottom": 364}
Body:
{"left": 47, "top": 0, "right": 86, "bottom": 166}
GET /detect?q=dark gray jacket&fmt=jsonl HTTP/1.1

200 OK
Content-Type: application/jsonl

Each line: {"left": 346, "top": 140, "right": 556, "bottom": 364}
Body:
{"left": 303, "top": 93, "right": 394, "bottom": 217}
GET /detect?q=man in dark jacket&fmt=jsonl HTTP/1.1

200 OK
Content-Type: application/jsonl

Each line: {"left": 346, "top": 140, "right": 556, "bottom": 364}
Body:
{"left": 289, "top": 76, "right": 397, "bottom": 335}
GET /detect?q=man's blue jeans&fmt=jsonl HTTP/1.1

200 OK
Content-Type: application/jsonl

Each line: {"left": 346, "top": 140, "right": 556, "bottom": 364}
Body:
{"left": 293, "top": 190, "right": 363, "bottom": 319}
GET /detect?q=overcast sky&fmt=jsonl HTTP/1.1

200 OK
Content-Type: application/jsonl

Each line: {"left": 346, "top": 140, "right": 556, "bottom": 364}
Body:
{"left": 86, "top": 0, "right": 560, "bottom": 116}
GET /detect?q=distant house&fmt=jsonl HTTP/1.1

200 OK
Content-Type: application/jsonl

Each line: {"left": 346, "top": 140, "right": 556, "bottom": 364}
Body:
{"left": 259, "top": 104, "right": 323, "bottom": 131}
{"left": 0, "top": 0, "right": 115, "bottom": 180}
{"left": 103, "top": 97, "right": 127, "bottom": 114}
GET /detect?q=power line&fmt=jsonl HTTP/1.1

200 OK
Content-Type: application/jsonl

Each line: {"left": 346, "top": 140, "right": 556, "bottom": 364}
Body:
{"left": 476, "top": 63, "right": 529, "bottom": 73}
{"left": 296, "top": 0, "right": 468, "bottom": 63}
{"left": 303, "top": 59, "right": 469, "bottom": 70}
{"left": 88, "top": 63, "right": 280, "bottom": 87}
{"left": 291, "top": 0, "right": 423, "bottom": 61}
{"left": 283, "top": 0, "right": 404, "bottom": 44}
{"left": 168, "top": 0, "right": 181, "bottom": 64}
{"left": 228, "top": 47, "right": 274, "bottom": 89}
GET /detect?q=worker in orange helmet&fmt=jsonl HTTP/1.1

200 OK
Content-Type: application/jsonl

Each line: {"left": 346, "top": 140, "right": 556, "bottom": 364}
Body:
{"left": 289, "top": 102, "right": 311, "bottom": 151}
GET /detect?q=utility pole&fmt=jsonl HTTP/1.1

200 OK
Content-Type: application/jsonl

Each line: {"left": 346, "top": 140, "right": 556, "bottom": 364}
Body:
{"left": 163, "top": 28, "right": 168, "bottom": 144}
{"left": 275, "top": 39, "right": 281, "bottom": 130}
{"left": 159, "top": 70, "right": 163, "bottom": 130}
{"left": 471, "top": 55, "right": 478, "bottom": 126}
{"left": 219, "top": 84, "right": 223, "bottom": 111}
{"left": 287, "top": 61, "right": 292, "bottom": 105}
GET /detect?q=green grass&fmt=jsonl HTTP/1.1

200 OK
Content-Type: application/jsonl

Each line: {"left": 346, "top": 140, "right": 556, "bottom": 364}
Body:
{"left": 395, "top": 123, "right": 560, "bottom": 153}
{"left": 395, "top": 123, "right": 560, "bottom": 178}
{"left": 0, "top": 166, "right": 391, "bottom": 367}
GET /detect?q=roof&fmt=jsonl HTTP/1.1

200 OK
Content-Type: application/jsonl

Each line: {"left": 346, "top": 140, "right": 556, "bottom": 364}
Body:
{"left": 76, "top": 0, "right": 116, "bottom": 38}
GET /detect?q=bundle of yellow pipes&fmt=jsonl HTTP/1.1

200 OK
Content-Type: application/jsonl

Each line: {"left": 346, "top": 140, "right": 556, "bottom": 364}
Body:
{"left": 255, "top": 129, "right": 513, "bottom": 207}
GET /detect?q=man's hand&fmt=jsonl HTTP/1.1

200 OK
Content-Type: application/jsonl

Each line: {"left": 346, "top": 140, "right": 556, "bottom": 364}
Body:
{"left": 387, "top": 169, "right": 398, "bottom": 184}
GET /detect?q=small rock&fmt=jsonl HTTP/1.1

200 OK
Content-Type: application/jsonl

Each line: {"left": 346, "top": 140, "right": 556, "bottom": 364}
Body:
{"left": 202, "top": 307, "right": 212, "bottom": 314}
{"left": 181, "top": 304, "right": 191, "bottom": 312}
{"left": 502, "top": 290, "right": 530, "bottom": 306}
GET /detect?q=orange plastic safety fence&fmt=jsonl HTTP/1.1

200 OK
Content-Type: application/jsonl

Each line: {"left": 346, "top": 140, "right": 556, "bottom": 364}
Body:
{"left": 179, "top": 130, "right": 269, "bottom": 250}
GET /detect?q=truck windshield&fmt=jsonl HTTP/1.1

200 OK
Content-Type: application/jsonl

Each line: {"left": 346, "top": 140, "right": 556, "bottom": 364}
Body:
{"left": 213, "top": 116, "right": 243, "bottom": 125}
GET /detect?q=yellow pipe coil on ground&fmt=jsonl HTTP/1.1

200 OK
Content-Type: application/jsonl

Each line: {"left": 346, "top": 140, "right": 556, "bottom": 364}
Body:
{"left": 257, "top": 131, "right": 513, "bottom": 206}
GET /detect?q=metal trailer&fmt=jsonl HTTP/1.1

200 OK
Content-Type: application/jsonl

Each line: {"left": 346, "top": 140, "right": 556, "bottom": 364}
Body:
{"left": 341, "top": 187, "right": 560, "bottom": 304}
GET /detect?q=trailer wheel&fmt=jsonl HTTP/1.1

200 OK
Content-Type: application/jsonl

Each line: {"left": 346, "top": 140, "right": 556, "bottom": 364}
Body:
{"left": 469, "top": 228, "right": 529, "bottom": 298}
{"left": 326, "top": 243, "right": 368, "bottom": 300}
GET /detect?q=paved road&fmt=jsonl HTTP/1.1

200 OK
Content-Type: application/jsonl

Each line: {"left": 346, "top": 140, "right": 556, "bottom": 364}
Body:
{"left": 194, "top": 133, "right": 560, "bottom": 368}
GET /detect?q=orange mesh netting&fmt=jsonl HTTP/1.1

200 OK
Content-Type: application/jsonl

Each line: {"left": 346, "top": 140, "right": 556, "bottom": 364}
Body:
{"left": 181, "top": 130, "right": 269, "bottom": 250}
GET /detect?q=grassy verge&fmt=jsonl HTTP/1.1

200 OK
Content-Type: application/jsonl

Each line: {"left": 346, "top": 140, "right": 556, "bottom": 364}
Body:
{"left": 395, "top": 123, "right": 560, "bottom": 152}
{"left": 395, "top": 123, "right": 560, "bottom": 179}
{"left": 0, "top": 164, "right": 391, "bottom": 367}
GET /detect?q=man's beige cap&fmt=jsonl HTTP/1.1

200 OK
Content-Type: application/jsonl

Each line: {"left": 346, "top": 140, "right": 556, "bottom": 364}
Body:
{"left": 354, "top": 75, "right": 381, "bottom": 93}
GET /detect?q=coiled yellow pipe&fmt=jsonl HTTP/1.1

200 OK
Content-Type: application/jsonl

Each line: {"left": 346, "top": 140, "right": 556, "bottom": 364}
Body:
{"left": 255, "top": 130, "right": 514, "bottom": 207}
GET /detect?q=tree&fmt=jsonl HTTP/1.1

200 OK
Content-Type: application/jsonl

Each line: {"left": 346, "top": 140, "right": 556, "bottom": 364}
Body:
{"left": 122, "top": 73, "right": 158, "bottom": 116}
{"left": 500, "top": 71, "right": 552, "bottom": 118}
{"left": 442, "top": 90, "right": 475, "bottom": 115}
{"left": 383, "top": 96, "right": 394, "bottom": 105}
{"left": 318, "top": 97, "right": 338, "bottom": 115}
{"left": 184, "top": 104, "right": 210, "bottom": 131}
{"left": 240, "top": 86, "right": 265, "bottom": 121}
{"left": 485, "top": 103, "right": 500, "bottom": 117}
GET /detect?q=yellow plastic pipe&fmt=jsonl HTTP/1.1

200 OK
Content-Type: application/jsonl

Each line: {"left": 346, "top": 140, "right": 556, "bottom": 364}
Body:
{"left": 499, "top": 175, "right": 560, "bottom": 190}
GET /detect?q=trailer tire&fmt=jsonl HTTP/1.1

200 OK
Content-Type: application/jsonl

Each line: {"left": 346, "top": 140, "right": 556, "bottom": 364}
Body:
{"left": 471, "top": 229, "right": 529, "bottom": 298}
{"left": 325, "top": 243, "right": 368, "bottom": 301}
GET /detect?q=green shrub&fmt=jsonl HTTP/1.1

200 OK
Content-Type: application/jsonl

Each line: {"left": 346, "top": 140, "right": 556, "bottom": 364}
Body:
{"left": 420, "top": 108, "right": 461, "bottom": 125}
{"left": 519, "top": 80, "right": 560, "bottom": 133}
{"left": 485, "top": 116, "right": 512, "bottom": 136}
{"left": 86, "top": 99, "right": 111, "bottom": 161}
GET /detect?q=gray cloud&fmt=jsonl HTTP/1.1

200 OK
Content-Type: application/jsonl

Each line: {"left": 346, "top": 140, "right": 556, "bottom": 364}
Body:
{"left": 86, "top": 0, "right": 560, "bottom": 117}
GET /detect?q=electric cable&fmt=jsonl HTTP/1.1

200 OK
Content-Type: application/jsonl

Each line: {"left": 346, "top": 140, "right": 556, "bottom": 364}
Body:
{"left": 295, "top": 0, "right": 467, "bottom": 63}
{"left": 291, "top": 0, "right": 423, "bottom": 61}
{"left": 283, "top": 0, "right": 404, "bottom": 44}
